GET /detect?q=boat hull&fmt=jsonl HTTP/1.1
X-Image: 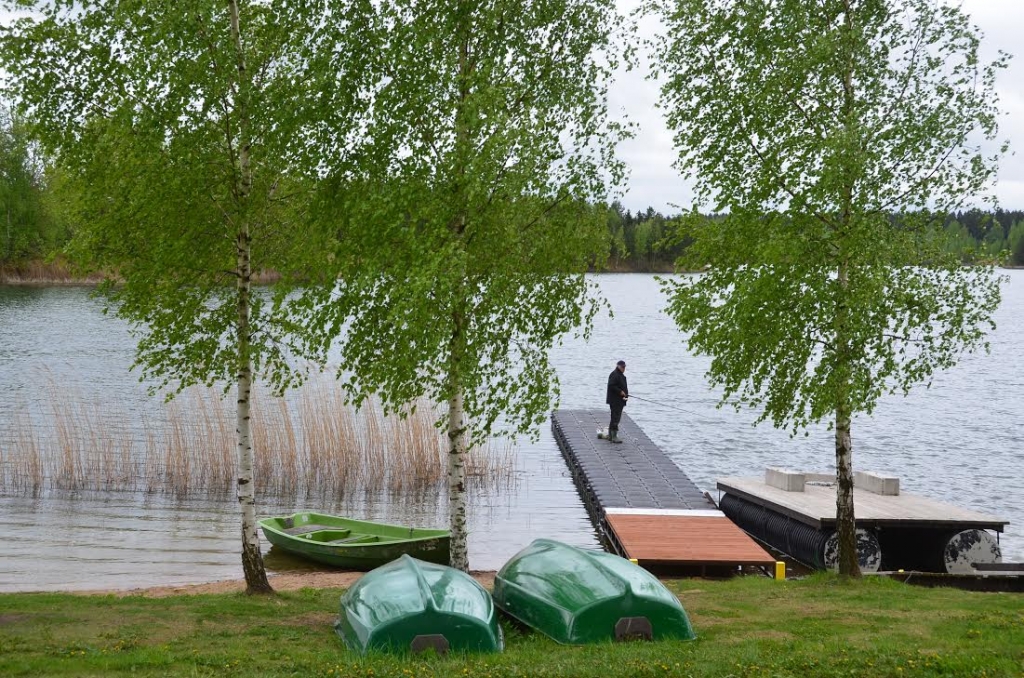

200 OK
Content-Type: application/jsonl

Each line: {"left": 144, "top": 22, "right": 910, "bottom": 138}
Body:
{"left": 492, "top": 538, "right": 695, "bottom": 644}
{"left": 259, "top": 512, "right": 450, "bottom": 570}
{"left": 336, "top": 555, "right": 503, "bottom": 655}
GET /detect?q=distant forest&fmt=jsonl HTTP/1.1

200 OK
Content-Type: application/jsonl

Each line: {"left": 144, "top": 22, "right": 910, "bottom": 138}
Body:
{"left": 3, "top": 109, "right": 1024, "bottom": 275}
{"left": 604, "top": 202, "right": 1024, "bottom": 272}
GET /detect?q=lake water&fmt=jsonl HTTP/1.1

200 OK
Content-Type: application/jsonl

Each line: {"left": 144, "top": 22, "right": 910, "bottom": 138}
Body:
{"left": 1, "top": 273, "right": 1021, "bottom": 591}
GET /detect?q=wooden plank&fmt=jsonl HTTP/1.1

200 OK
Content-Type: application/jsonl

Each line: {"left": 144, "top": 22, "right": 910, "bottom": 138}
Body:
{"left": 606, "top": 514, "right": 775, "bottom": 566}
{"left": 717, "top": 477, "right": 1008, "bottom": 530}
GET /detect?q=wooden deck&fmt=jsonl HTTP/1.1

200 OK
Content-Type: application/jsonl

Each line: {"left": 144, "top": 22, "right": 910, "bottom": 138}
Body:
{"left": 552, "top": 410, "right": 775, "bottom": 573}
{"left": 717, "top": 476, "right": 1008, "bottom": 531}
{"left": 605, "top": 510, "right": 776, "bottom": 568}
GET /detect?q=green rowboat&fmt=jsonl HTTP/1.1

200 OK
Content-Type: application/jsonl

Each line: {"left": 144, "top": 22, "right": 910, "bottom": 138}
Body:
{"left": 492, "top": 538, "right": 696, "bottom": 644}
{"left": 258, "top": 512, "right": 449, "bottom": 570}
{"left": 336, "top": 555, "right": 503, "bottom": 655}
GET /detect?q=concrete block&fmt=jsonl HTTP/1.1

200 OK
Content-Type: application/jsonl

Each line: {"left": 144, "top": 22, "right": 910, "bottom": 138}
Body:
{"left": 855, "top": 471, "right": 900, "bottom": 496}
{"left": 765, "top": 467, "right": 805, "bottom": 492}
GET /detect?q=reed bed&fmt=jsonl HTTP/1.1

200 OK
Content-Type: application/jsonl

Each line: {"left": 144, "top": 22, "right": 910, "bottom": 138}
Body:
{"left": 5, "top": 410, "right": 45, "bottom": 495}
{"left": 0, "top": 258, "right": 106, "bottom": 285}
{"left": 0, "top": 380, "right": 517, "bottom": 499}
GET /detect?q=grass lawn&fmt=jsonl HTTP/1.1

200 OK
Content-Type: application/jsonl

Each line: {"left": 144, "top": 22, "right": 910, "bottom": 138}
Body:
{"left": 1, "top": 574, "right": 1021, "bottom": 677}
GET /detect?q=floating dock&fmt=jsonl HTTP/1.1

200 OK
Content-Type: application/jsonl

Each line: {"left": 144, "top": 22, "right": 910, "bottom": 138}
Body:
{"left": 718, "top": 469, "right": 1010, "bottom": 574}
{"left": 551, "top": 410, "right": 774, "bottom": 574}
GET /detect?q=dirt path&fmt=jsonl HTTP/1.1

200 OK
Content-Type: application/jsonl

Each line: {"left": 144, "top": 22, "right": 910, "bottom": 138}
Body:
{"left": 72, "top": 570, "right": 498, "bottom": 598}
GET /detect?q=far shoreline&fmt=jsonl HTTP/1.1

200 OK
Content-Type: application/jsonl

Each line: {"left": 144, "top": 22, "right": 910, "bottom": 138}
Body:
{"left": 4, "top": 261, "right": 1021, "bottom": 287}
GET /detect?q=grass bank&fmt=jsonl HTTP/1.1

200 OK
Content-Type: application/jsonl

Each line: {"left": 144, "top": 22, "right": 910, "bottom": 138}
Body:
{"left": 1, "top": 574, "right": 1021, "bottom": 677}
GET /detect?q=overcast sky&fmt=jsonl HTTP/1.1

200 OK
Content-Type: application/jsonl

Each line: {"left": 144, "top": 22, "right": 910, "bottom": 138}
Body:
{"left": 3, "top": 2, "right": 1019, "bottom": 215}
{"left": 613, "top": 0, "right": 1024, "bottom": 214}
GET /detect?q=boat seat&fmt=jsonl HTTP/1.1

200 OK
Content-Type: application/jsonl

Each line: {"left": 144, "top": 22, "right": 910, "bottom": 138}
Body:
{"left": 281, "top": 523, "right": 339, "bottom": 536}
{"left": 328, "top": 535, "right": 379, "bottom": 545}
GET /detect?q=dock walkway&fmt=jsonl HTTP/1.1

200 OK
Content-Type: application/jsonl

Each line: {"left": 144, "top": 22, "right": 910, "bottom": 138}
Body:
{"left": 717, "top": 475, "right": 1008, "bottom": 531}
{"left": 552, "top": 409, "right": 774, "bottom": 573}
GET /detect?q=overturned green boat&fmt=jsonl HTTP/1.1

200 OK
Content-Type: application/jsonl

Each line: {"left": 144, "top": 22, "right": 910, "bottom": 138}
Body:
{"left": 258, "top": 512, "right": 449, "bottom": 570}
{"left": 336, "top": 555, "right": 503, "bottom": 655}
{"left": 492, "top": 539, "right": 696, "bottom": 644}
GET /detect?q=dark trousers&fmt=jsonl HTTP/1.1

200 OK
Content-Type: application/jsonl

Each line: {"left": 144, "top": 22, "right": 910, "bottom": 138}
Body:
{"left": 609, "top": 402, "right": 624, "bottom": 432}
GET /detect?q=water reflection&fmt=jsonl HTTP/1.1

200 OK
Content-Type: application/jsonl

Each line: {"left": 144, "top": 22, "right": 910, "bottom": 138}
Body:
{"left": 1, "top": 273, "right": 1021, "bottom": 592}
{"left": 0, "top": 430, "right": 599, "bottom": 592}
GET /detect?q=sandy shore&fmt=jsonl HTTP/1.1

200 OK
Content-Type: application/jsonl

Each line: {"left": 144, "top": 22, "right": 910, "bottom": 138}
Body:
{"left": 68, "top": 570, "right": 498, "bottom": 598}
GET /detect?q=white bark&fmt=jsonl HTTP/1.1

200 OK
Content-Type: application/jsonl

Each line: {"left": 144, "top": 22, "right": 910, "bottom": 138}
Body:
{"left": 447, "top": 384, "right": 469, "bottom": 572}
{"left": 834, "top": 259, "right": 860, "bottom": 576}
{"left": 834, "top": 400, "right": 859, "bottom": 576}
{"left": 445, "top": 6, "right": 471, "bottom": 573}
{"left": 833, "top": 0, "right": 861, "bottom": 578}
{"left": 229, "top": 0, "right": 271, "bottom": 594}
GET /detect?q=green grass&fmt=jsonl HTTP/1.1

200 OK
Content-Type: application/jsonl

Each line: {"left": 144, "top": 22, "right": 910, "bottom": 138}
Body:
{"left": 1, "top": 574, "right": 1022, "bottom": 677}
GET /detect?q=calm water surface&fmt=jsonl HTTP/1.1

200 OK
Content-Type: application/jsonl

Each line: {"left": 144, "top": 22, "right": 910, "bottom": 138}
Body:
{"left": 1, "top": 273, "right": 1021, "bottom": 591}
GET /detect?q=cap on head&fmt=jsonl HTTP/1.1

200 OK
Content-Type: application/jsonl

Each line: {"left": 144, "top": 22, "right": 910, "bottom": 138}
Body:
{"left": 616, "top": 360, "right": 626, "bottom": 367}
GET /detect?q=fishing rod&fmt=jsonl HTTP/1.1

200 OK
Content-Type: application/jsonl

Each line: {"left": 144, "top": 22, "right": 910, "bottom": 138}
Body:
{"left": 626, "top": 394, "right": 703, "bottom": 418}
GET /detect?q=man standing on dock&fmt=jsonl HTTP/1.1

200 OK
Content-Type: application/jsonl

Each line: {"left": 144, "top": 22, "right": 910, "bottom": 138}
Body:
{"left": 606, "top": 360, "right": 628, "bottom": 444}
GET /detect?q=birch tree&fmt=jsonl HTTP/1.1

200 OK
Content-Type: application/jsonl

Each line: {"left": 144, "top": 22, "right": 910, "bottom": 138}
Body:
{"left": 650, "top": 0, "right": 1007, "bottom": 575}
{"left": 2, "top": 0, "right": 366, "bottom": 593}
{"left": 299, "top": 0, "right": 629, "bottom": 572}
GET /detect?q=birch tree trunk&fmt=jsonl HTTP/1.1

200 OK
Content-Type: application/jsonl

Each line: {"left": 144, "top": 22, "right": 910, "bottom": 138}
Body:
{"left": 229, "top": 0, "right": 272, "bottom": 595}
{"left": 236, "top": 227, "right": 271, "bottom": 593}
{"left": 832, "top": 0, "right": 861, "bottom": 578}
{"left": 447, "top": 343, "right": 469, "bottom": 572}
{"left": 443, "top": 0, "right": 472, "bottom": 573}
{"left": 834, "top": 264, "right": 860, "bottom": 577}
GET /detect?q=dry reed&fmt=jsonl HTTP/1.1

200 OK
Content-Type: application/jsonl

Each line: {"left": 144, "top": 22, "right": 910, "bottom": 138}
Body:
{"left": 0, "top": 378, "right": 517, "bottom": 499}
{"left": 0, "top": 258, "right": 105, "bottom": 285}
{"left": 4, "top": 410, "right": 45, "bottom": 495}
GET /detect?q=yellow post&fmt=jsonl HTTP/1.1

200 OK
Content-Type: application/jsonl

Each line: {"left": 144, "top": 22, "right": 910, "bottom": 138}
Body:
{"left": 629, "top": 558, "right": 639, "bottom": 565}
{"left": 775, "top": 561, "right": 786, "bottom": 580}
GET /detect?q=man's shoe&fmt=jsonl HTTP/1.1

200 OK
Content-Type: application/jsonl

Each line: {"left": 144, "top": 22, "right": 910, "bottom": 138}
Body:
{"left": 609, "top": 431, "right": 623, "bottom": 444}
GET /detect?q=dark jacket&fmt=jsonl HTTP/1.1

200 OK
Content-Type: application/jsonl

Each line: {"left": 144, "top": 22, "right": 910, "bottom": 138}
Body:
{"left": 606, "top": 368, "right": 628, "bottom": 406}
